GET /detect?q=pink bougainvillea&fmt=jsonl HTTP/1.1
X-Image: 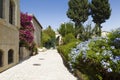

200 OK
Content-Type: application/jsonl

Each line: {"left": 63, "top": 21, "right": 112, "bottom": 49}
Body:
{"left": 19, "top": 29, "right": 34, "bottom": 44}
{"left": 20, "top": 12, "right": 34, "bottom": 31}
{"left": 20, "top": 12, "right": 34, "bottom": 47}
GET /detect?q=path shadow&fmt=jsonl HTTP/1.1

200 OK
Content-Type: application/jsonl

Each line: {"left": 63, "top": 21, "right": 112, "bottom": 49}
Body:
{"left": 39, "top": 58, "right": 45, "bottom": 60}
{"left": 33, "top": 63, "right": 41, "bottom": 66}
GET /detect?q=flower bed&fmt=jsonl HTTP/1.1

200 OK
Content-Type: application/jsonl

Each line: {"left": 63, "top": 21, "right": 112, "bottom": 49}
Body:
{"left": 57, "top": 28, "right": 120, "bottom": 80}
{"left": 68, "top": 37, "right": 120, "bottom": 80}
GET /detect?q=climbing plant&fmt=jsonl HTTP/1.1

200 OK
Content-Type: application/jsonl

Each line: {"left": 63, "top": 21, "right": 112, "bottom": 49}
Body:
{"left": 19, "top": 12, "right": 34, "bottom": 48}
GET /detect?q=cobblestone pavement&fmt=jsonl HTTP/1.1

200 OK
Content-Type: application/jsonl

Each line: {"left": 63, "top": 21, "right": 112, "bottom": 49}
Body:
{"left": 0, "top": 49, "right": 77, "bottom": 80}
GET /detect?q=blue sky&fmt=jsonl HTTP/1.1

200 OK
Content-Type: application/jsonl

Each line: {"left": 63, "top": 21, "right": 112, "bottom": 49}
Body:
{"left": 20, "top": 0, "right": 120, "bottom": 31}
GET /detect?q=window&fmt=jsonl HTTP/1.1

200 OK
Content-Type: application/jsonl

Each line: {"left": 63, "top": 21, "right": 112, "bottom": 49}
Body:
{"left": 9, "top": 0, "right": 16, "bottom": 25}
{"left": 9, "top": 0, "right": 14, "bottom": 24}
{"left": 0, "top": 50, "right": 3, "bottom": 67}
{"left": 0, "top": 0, "right": 3, "bottom": 18}
{"left": 8, "top": 49, "right": 14, "bottom": 64}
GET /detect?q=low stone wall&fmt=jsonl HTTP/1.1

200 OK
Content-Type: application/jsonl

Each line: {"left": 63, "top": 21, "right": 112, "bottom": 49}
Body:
{"left": 19, "top": 47, "right": 31, "bottom": 61}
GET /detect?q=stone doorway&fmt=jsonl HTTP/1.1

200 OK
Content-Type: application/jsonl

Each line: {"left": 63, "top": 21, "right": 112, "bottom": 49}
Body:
{"left": 8, "top": 49, "right": 14, "bottom": 64}
{"left": 0, "top": 50, "right": 3, "bottom": 67}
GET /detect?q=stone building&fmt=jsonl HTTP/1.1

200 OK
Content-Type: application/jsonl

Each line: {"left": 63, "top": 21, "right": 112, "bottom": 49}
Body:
{"left": 32, "top": 15, "right": 42, "bottom": 47}
{"left": 55, "top": 31, "right": 63, "bottom": 45}
{"left": 19, "top": 14, "right": 42, "bottom": 61}
{"left": 0, "top": 0, "right": 20, "bottom": 72}
{"left": 102, "top": 31, "right": 110, "bottom": 37}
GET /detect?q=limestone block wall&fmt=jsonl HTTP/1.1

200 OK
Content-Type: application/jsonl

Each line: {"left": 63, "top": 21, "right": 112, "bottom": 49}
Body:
{"left": 19, "top": 47, "right": 31, "bottom": 61}
{"left": 0, "top": 0, "right": 20, "bottom": 72}
{"left": 32, "top": 16, "right": 42, "bottom": 47}
{"left": 0, "top": 19, "right": 19, "bottom": 72}
{"left": 3, "top": 0, "right": 20, "bottom": 28}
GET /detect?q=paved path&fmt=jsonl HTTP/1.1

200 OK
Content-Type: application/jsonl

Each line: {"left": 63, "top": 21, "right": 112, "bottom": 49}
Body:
{"left": 0, "top": 49, "right": 77, "bottom": 80}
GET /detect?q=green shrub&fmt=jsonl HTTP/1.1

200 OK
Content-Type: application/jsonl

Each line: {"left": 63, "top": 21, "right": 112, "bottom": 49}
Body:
{"left": 57, "top": 41, "right": 78, "bottom": 61}
{"left": 57, "top": 40, "right": 90, "bottom": 80}
{"left": 63, "top": 33, "right": 76, "bottom": 44}
{"left": 107, "top": 28, "right": 120, "bottom": 40}
{"left": 57, "top": 22, "right": 75, "bottom": 37}
{"left": 107, "top": 28, "right": 120, "bottom": 49}
{"left": 42, "top": 26, "right": 56, "bottom": 49}
{"left": 69, "top": 37, "right": 120, "bottom": 80}
{"left": 30, "top": 42, "right": 38, "bottom": 55}
{"left": 58, "top": 28, "right": 120, "bottom": 80}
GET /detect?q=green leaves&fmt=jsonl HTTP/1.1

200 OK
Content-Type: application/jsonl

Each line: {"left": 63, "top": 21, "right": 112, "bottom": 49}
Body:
{"left": 58, "top": 22, "right": 75, "bottom": 37}
{"left": 42, "top": 26, "right": 55, "bottom": 48}
{"left": 90, "top": 0, "right": 111, "bottom": 24}
{"left": 63, "top": 33, "right": 76, "bottom": 44}
{"left": 67, "top": 0, "right": 89, "bottom": 25}
{"left": 57, "top": 41, "right": 77, "bottom": 61}
{"left": 67, "top": 0, "right": 111, "bottom": 37}
{"left": 90, "top": 0, "right": 111, "bottom": 36}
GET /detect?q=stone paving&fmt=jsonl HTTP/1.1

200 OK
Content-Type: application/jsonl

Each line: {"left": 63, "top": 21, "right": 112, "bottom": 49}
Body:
{"left": 0, "top": 49, "right": 77, "bottom": 80}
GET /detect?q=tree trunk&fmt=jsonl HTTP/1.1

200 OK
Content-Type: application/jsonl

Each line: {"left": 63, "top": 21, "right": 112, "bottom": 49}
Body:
{"left": 98, "top": 23, "right": 101, "bottom": 36}
{"left": 75, "top": 22, "right": 85, "bottom": 40}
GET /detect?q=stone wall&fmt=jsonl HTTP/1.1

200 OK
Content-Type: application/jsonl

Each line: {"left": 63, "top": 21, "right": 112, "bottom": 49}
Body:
{"left": 19, "top": 47, "right": 31, "bottom": 61}
{"left": 0, "top": 19, "right": 19, "bottom": 72}
{"left": 0, "top": 0, "right": 20, "bottom": 72}
{"left": 32, "top": 16, "right": 42, "bottom": 47}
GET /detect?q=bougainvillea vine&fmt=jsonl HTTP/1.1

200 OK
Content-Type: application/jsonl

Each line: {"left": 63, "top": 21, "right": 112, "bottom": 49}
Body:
{"left": 19, "top": 12, "right": 34, "bottom": 47}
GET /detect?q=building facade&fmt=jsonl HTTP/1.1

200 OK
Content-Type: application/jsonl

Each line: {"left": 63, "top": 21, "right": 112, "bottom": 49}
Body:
{"left": 19, "top": 14, "right": 42, "bottom": 61}
{"left": 32, "top": 15, "right": 42, "bottom": 47}
{"left": 0, "top": 0, "right": 20, "bottom": 72}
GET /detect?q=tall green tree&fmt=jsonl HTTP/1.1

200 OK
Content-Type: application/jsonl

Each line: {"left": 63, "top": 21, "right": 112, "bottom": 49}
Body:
{"left": 42, "top": 26, "right": 55, "bottom": 48}
{"left": 57, "top": 22, "right": 75, "bottom": 37}
{"left": 83, "top": 24, "right": 94, "bottom": 40}
{"left": 90, "top": 0, "right": 111, "bottom": 36}
{"left": 57, "top": 23, "right": 66, "bottom": 37}
{"left": 67, "top": 0, "right": 89, "bottom": 36}
{"left": 44, "top": 26, "right": 55, "bottom": 39}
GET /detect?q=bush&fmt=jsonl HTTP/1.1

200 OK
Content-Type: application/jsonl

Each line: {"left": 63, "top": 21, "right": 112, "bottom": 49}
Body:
{"left": 57, "top": 40, "right": 89, "bottom": 80}
{"left": 57, "top": 41, "right": 78, "bottom": 61}
{"left": 28, "top": 42, "right": 38, "bottom": 56}
{"left": 63, "top": 33, "right": 76, "bottom": 44}
{"left": 108, "top": 28, "right": 120, "bottom": 49}
{"left": 69, "top": 37, "right": 120, "bottom": 80}
{"left": 42, "top": 26, "right": 56, "bottom": 49}
{"left": 57, "top": 22, "right": 75, "bottom": 37}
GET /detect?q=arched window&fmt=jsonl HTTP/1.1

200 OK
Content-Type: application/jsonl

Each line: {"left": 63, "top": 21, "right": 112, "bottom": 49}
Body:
{"left": 9, "top": 0, "right": 15, "bottom": 24}
{"left": 0, "top": 0, "right": 3, "bottom": 18}
{"left": 8, "top": 49, "right": 14, "bottom": 64}
{"left": 0, "top": 50, "right": 3, "bottom": 67}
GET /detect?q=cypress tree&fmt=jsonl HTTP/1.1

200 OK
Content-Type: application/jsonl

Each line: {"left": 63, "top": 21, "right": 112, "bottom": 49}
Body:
{"left": 90, "top": 0, "right": 111, "bottom": 36}
{"left": 67, "top": 0, "right": 89, "bottom": 37}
